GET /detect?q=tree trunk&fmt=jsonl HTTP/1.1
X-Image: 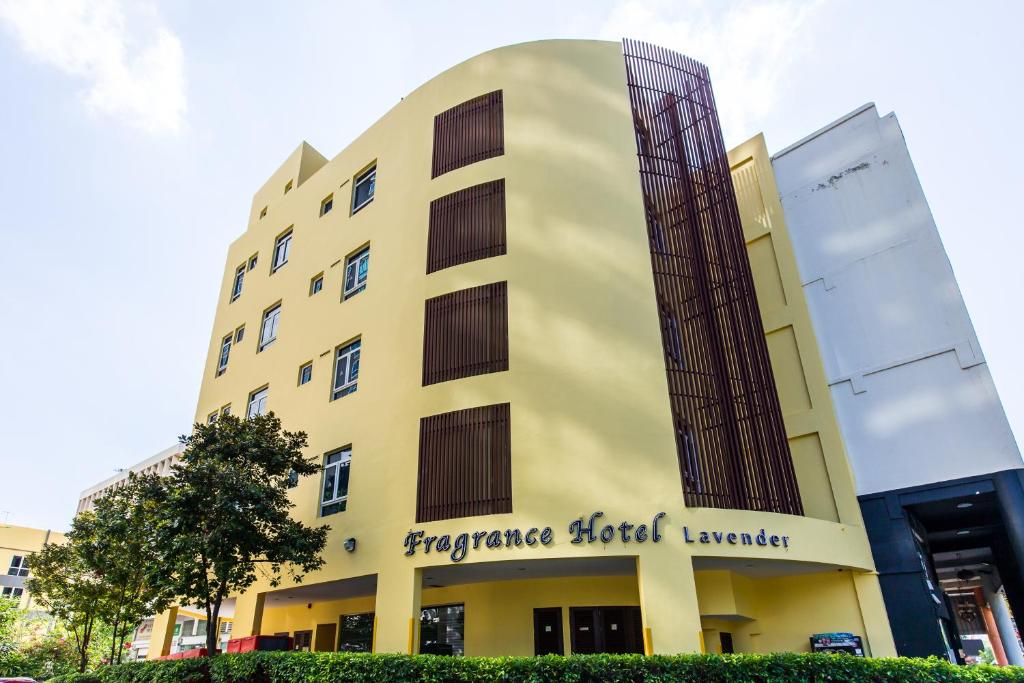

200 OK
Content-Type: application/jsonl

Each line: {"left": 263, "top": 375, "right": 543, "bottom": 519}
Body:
{"left": 206, "top": 600, "right": 221, "bottom": 656}
{"left": 78, "top": 617, "right": 93, "bottom": 673}
{"left": 109, "top": 617, "right": 120, "bottom": 665}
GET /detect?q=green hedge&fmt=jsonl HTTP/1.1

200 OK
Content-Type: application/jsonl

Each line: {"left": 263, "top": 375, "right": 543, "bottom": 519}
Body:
{"left": 47, "top": 651, "right": 1024, "bottom": 683}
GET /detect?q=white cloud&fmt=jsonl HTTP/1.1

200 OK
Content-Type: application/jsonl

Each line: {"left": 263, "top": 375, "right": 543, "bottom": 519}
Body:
{"left": 599, "top": 0, "right": 821, "bottom": 141}
{"left": 0, "top": 0, "right": 186, "bottom": 133}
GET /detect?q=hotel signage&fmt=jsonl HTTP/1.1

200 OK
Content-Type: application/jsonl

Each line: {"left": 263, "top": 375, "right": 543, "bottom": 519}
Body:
{"left": 403, "top": 511, "right": 790, "bottom": 563}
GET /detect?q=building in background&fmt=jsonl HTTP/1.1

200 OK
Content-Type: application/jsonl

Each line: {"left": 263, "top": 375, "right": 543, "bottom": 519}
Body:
{"left": 77, "top": 443, "right": 183, "bottom": 514}
{"left": 144, "top": 39, "right": 899, "bottom": 659}
{"left": 771, "top": 104, "right": 1024, "bottom": 664}
{"left": 0, "top": 523, "right": 65, "bottom": 611}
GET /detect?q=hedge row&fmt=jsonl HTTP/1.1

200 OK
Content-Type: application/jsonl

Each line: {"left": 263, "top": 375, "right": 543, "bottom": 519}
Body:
{"left": 47, "top": 651, "right": 1024, "bottom": 683}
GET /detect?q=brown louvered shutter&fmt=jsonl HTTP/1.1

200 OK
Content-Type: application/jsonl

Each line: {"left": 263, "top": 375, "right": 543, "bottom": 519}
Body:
{"left": 427, "top": 179, "right": 506, "bottom": 274}
{"left": 416, "top": 403, "right": 512, "bottom": 523}
{"left": 431, "top": 90, "right": 504, "bottom": 178}
{"left": 423, "top": 282, "right": 508, "bottom": 386}
{"left": 623, "top": 39, "right": 803, "bottom": 516}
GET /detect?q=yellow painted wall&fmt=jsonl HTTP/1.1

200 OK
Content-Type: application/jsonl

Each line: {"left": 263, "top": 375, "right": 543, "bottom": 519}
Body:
{"left": 171, "top": 39, "right": 895, "bottom": 658}
{"left": 0, "top": 524, "right": 65, "bottom": 611}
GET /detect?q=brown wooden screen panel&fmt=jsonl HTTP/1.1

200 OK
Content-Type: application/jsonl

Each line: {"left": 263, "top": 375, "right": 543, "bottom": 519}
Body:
{"left": 423, "top": 281, "right": 508, "bottom": 386}
{"left": 416, "top": 403, "right": 512, "bottom": 523}
{"left": 431, "top": 90, "right": 504, "bottom": 178}
{"left": 623, "top": 39, "right": 803, "bottom": 516}
{"left": 427, "top": 179, "right": 507, "bottom": 274}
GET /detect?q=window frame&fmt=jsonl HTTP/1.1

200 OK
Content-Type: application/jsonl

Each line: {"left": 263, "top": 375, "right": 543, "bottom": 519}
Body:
{"left": 351, "top": 165, "right": 376, "bottom": 214}
{"left": 247, "top": 386, "right": 269, "bottom": 418}
{"left": 284, "top": 179, "right": 293, "bottom": 194}
{"left": 298, "top": 362, "right": 313, "bottom": 386}
{"left": 320, "top": 194, "right": 334, "bottom": 217}
{"left": 320, "top": 446, "right": 352, "bottom": 517}
{"left": 230, "top": 264, "right": 245, "bottom": 301}
{"left": 1, "top": 586, "right": 24, "bottom": 599}
{"left": 332, "top": 339, "right": 361, "bottom": 400}
{"left": 310, "top": 273, "right": 324, "bottom": 296}
{"left": 234, "top": 325, "right": 245, "bottom": 344}
{"left": 207, "top": 411, "right": 218, "bottom": 424}
{"left": 343, "top": 247, "right": 369, "bottom": 300}
{"left": 258, "top": 303, "right": 282, "bottom": 352}
{"left": 271, "top": 229, "right": 293, "bottom": 273}
{"left": 216, "top": 334, "right": 232, "bottom": 376}
{"left": 8, "top": 555, "right": 28, "bottom": 577}
{"left": 248, "top": 254, "right": 259, "bottom": 271}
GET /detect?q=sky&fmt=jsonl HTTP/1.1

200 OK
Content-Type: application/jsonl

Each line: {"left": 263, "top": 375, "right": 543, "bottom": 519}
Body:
{"left": 0, "top": 0, "right": 1021, "bottom": 531}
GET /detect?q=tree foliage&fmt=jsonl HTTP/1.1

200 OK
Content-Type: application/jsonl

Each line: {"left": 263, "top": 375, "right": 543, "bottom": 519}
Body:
{"left": 25, "top": 536, "right": 106, "bottom": 672}
{"left": 157, "top": 412, "right": 329, "bottom": 655}
{"left": 84, "top": 473, "right": 176, "bottom": 664}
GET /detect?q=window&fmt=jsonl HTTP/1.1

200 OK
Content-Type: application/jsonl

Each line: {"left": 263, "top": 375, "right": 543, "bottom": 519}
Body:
{"left": 320, "top": 447, "right": 351, "bottom": 516}
{"left": 422, "top": 282, "right": 508, "bottom": 386}
{"left": 8, "top": 555, "right": 29, "bottom": 577}
{"left": 207, "top": 411, "right": 218, "bottom": 424}
{"left": 351, "top": 165, "right": 376, "bottom": 213}
{"left": 248, "top": 254, "right": 258, "bottom": 271}
{"left": 431, "top": 90, "right": 504, "bottom": 178}
{"left": 298, "top": 362, "right": 312, "bottom": 386}
{"left": 343, "top": 248, "right": 369, "bottom": 300}
{"left": 310, "top": 273, "right": 324, "bottom": 296}
{"left": 247, "top": 387, "right": 268, "bottom": 418}
{"left": 234, "top": 326, "right": 245, "bottom": 343}
{"left": 195, "top": 620, "right": 208, "bottom": 637}
{"left": 284, "top": 179, "right": 293, "bottom": 194}
{"left": 1, "top": 587, "right": 24, "bottom": 600}
{"left": 420, "top": 604, "right": 464, "bottom": 656}
{"left": 338, "top": 613, "right": 374, "bottom": 652}
{"left": 416, "top": 403, "right": 511, "bottom": 523}
{"left": 427, "top": 179, "right": 506, "bottom": 273}
{"left": 259, "top": 206, "right": 267, "bottom": 219}
{"left": 231, "top": 264, "right": 245, "bottom": 301}
{"left": 272, "top": 230, "right": 292, "bottom": 272}
{"left": 258, "top": 304, "right": 281, "bottom": 351}
{"left": 220, "top": 404, "right": 231, "bottom": 416}
{"left": 216, "top": 334, "right": 232, "bottom": 376}
{"left": 320, "top": 194, "right": 333, "bottom": 216}
{"left": 332, "top": 340, "right": 361, "bottom": 399}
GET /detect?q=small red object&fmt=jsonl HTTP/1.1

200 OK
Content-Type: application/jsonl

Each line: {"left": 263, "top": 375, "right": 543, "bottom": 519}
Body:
{"left": 226, "top": 635, "right": 292, "bottom": 653}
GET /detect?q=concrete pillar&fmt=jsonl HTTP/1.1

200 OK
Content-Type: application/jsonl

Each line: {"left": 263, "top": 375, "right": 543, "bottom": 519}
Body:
{"left": 146, "top": 607, "right": 178, "bottom": 660}
{"left": 635, "top": 552, "right": 702, "bottom": 654}
{"left": 988, "top": 585, "right": 1024, "bottom": 666}
{"left": 373, "top": 566, "right": 422, "bottom": 653}
{"left": 851, "top": 570, "right": 898, "bottom": 657}
{"left": 974, "top": 587, "right": 1008, "bottom": 666}
{"left": 233, "top": 591, "right": 266, "bottom": 639}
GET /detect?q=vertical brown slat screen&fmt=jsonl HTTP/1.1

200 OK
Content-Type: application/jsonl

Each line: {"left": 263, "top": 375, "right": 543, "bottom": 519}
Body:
{"left": 423, "top": 282, "right": 508, "bottom": 386}
{"left": 431, "top": 90, "right": 504, "bottom": 178}
{"left": 427, "top": 179, "right": 507, "bottom": 274}
{"left": 623, "top": 39, "right": 803, "bottom": 516}
{"left": 416, "top": 403, "right": 512, "bottom": 523}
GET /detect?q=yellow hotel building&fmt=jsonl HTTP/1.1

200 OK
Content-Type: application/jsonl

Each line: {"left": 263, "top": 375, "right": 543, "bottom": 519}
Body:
{"left": 151, "top": 39, "right": 898, "bottom": 658}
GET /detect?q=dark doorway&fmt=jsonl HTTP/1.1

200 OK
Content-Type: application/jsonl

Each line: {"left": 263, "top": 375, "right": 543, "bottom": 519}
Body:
{"left": 569, "top": 606, "right": 643, "bottom": 654}
{"left": 720, "top": 632, "right": 734, "bottom": 654}
{"left": 338, "top": 612, "right": 374, "bottom": 652}
{"left": 314, "top": 623, "right": 337, "bottom": 652}
{"left": 293, "top": 630, "right": 312, "bottom": 652}
{"left": 533, "top": 607, "right": 564, "bottom": 655}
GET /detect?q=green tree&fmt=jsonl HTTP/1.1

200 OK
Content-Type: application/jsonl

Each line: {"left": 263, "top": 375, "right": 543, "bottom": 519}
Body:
{"left": 157, "top": 412, "right": 328, "bottom": 656}
{"left": 81, "top": 473, "right": 176, "bottom": 664}
{"left": 24, "top": 540, "right": 104, "bottom": 672}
